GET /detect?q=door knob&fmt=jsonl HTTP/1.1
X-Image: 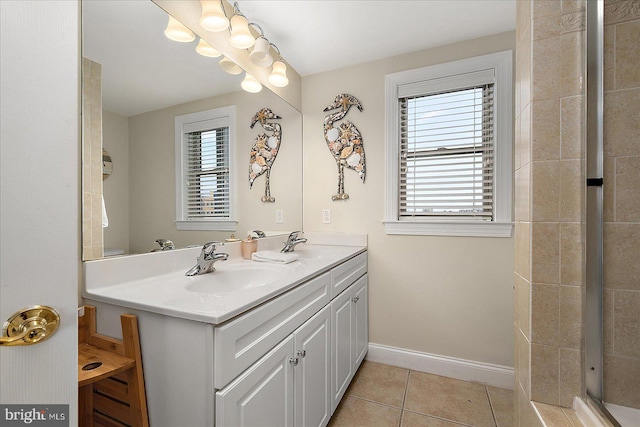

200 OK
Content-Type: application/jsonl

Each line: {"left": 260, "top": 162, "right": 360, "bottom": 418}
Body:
{"left": 0, "top": 305, "right": 60, "bottom": 346}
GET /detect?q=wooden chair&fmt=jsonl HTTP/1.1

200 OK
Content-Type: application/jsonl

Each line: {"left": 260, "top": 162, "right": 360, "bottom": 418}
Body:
{"left": 78, "top": 306, "right": 149, "bottom": 427}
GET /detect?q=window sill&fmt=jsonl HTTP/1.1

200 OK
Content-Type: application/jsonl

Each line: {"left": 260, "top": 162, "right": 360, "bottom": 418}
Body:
{"left": 176, "top": 220, "right": 237, "bottom": 232}
{"left": 382, "top": 220, "right": 513, "bottom": 238}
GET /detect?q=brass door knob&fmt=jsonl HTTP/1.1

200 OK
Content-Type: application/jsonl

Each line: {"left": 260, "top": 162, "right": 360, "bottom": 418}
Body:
{"left": 0, "top": 305, "right": 60, "bottom": 346}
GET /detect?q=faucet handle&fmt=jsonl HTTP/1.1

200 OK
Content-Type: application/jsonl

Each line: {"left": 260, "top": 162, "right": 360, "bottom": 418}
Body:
{"left": 155, "top": 239, "right": 175, "bottom": 250}
{"left": 288, "top": 231, "right": 303, "bottom": 241}
{"left": 201, "top": 241, "right": 223, "bottom": 258}
{"left": 252, "top": 230, "right": 266, "bottom": 238}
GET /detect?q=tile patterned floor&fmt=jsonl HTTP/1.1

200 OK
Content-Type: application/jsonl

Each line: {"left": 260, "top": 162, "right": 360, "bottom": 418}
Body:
{"left": 328, "top": 361, "right": 514, "bottom": 427}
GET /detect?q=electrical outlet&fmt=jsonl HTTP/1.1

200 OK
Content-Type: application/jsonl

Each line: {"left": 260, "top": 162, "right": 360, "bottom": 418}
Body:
{"left": 275, "top": 209, "right": 284, "bottom": 224}
{"left": 322, "top": 209, "right": 331, "bottom": 224}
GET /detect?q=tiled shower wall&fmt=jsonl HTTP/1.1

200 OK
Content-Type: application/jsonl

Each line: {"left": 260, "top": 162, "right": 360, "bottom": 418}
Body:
{"left": 514, "top": 0, "right": 586, "bottom": 424}
{"left": 602, "top": 0, "right": 640, "bottom": 409}
{"left": 82, "top": 58, "right": 103, "bottom": 261}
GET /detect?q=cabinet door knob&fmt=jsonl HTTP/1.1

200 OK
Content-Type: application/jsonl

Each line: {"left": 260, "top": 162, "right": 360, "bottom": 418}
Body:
{"left": 351, "top": 296, "right": 359, "bottom": 303}
{"left": 289, "top": 357, "right": 299, "bottom": 366}
{"left": 297, "top": 350, "right": 306, "bottom": 358}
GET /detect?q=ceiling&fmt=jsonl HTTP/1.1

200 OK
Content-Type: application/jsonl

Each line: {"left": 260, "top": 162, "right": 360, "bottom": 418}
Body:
{"left": 82, "top": 0, "right": 516, "bottom": 117}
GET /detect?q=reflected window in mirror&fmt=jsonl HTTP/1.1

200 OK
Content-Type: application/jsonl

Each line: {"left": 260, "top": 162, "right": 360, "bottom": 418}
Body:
{"left": 175, "top": 106, "right": 237, "bottom": 231}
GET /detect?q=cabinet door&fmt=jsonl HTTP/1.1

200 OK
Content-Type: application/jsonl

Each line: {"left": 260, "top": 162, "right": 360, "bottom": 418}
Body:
{"left": 330, "top": 287, "right": 354, "bottom": 413}
{"left": 352, "top": 275, "right": 368, "bottom": 368}
{"left": 294, "top": 305, "right": 331, "bottom": 427}
{"left": 216, "top": 335, "right": 295, "bottom": 427}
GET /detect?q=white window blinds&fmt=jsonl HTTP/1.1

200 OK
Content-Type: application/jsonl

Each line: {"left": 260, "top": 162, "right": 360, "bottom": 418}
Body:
{"left": 399, "top": 81, "right": 495, "bottom": 220}
{"left": 184, "top": 126, "right": 230, "bottom": 219}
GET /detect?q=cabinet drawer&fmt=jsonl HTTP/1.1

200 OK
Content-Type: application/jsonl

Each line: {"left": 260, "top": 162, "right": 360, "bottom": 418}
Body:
{"left": 330, "top": 252, "right": 367, "bottom": 299}
{"left": 214, "top": 272, "right": 331, "bottom": 389}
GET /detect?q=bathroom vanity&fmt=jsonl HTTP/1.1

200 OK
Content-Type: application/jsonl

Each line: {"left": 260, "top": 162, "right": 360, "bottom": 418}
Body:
{"left": 83, "top": 234, "right": 368, "bottom": 427}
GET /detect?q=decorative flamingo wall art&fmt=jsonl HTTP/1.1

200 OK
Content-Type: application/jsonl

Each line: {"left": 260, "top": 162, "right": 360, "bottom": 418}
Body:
{"left": 249, "top": 107, "right": 282, "bottom": 202}
{"left": 323, "top": 93, "right": 366, "bottom": 201}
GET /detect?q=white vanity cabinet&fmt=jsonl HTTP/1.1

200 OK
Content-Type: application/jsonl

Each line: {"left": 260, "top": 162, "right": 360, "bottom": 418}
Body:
{"left": 216, "top": 305, "right": 331, "bottom": 427}
{"left": 330, "top": 274, "right": 368, "bottom": 412}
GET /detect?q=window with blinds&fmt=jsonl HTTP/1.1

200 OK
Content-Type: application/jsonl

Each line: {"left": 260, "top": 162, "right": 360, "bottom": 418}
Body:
{"left": 185, "top": 127, "right": 229, "bottom": 219}
{"left": 399, "top": 84, "right": 494, "bottom": 220}
{"left": 384, "top": 51, "right": 512, "bottom": 237}
{"left": 175, "top": 106, "right": 236, "bottom": 231}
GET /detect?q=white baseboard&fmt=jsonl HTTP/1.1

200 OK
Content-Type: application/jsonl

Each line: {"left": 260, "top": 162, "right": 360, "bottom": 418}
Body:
{"left": 366, "top": 343, "right": 514, "bottom": 390}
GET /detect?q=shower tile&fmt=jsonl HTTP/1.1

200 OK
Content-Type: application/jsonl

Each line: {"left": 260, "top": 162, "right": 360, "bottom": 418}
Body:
{"left": 517, "top": 382, "right": 544, "bottom": 427}
{"left": 560, "top": 223, "right": 582, "bottom": 287}
{"left": 515, "top": 163, "right": 531, "bottom": 222}
{"left": 615, "top": 156, "right": 640, "bottom": 222}
{"left": 603, "top": 223, "right": 640, "bottom": 290}
{"left": 559, "top": 285, "right": 582, "bottom": 349}
{"left": 532, "top": 36, "right": 561, "bottom": 100}
{"left": 404, "top": 372, "right": 495, "bottom": 427}
{"left": 533, "top": 402, "right": 574, "bottom": 426}
{"left": 533, "top": 0, "right": 561, "bottom": 19}
{"left": 604, "top": 88, "right": 640, "bottom": 157}
{"left": 604, "top": 24, "right": 615, "bottom": 92}
{"left": 603, "top": 157, "right": 615, "bottom": 222}
{"left": 562, "top": 0, "right": 585, "bottom": 14}
{"left": 560, "top": 31, "right": 585, "bottom": 98}
{"left": 517, "top": 328, "right": 531, "bottom": 395}
{"left": 530, "top": 343, "right": 560, "bottom": 405}
{"left": 517, "top": 0, "right": 532, "bottom": 45}
{"left": 603, "top": 355, "right": 640, "bottom": 408}
{"left": 532, "top": 100, "right": 560, "bottom": 161}
{"left": 532, "top": 162, "right": 560, "bottom": 222}
{"left": 515, "top": 273, "right": 531, "bottom": 338}
{"left": 533, "top": 14, "right": 561, "bottom": 40}
{"left": 616, "top": 20, "right": 640, "bottom": 89}
{"left": 560, "top": 96, "right": 583, "bottom": 160}
{"left": 603, "top": 289, "right": 614, "bottom": 355}
{"left": 346, "top": 361, "right": 408, "bottom": 408}
{"left": 531, "top": 222, "right": 560, "bottom": 284}
{"left": 515, "top": 222, "right": 531, "bottom": 280}
{"left": 521, "top": 104, "right": 532, "bottom": 167}
{"left": 560, "top": 161, "right": 582, "bottom": 222}
{"left": 604, "top": 0, "right": 640, "bottom": 26}
{"left": 531, "top": 283, "right": 559, "bottom": 345}
{"left": 613, "top": 290, "right": 640, "bottom": 358}
{"left": 559, "top": 348, "right": 582, "bottom": 407}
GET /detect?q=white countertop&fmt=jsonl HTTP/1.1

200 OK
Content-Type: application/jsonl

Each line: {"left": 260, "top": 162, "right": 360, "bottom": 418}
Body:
{"left": 83, "top": 236, "right": 366, "bottom": 325}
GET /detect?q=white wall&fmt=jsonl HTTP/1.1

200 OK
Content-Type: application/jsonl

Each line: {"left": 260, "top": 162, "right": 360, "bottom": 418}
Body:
{"left": 103, "top": 109, "right": 130, "bottom": 253}
{"left": 302, "top": 32, "right": 516, "bottom": 367}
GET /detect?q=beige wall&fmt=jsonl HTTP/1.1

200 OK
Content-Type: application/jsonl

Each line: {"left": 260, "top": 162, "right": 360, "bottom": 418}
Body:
{"left": 102, "top": 109, "right": 130, "bottom": 254}
{"left": 127, "top": 89, "right": 302, "bottom": 254}
{"left": 602, "top": 1, "right": 640, "bottom": 409}
{"left": 302, "top": 32, "right": 516, "bottom": 367}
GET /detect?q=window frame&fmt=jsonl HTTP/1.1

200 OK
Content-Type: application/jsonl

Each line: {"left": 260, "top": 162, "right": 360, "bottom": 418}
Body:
{"left": 384, "top": 51, "right": 513, "bottom": 238}
{"left": 175, "top": 106, "right": 237, "bottom": 231}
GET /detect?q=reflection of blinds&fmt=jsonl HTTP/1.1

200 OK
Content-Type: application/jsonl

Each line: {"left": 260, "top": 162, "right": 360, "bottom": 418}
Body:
{"left": 399, "top": 84, "right": 494, "bottom": 220}
{"left": 185, "top": 127, "right": 230, "bottom": 219}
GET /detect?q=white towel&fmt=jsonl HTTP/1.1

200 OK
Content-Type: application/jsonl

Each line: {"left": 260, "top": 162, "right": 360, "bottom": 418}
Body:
{"left": 252, "top": 250, "right": 299, "bottom": 264}
{"left": 102, "top": 195, "right": 109, "bottom": 228}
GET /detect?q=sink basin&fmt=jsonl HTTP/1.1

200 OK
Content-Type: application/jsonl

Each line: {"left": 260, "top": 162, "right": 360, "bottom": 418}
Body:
{"left": 185, "top": 262, "right": 289, "bottom": 294}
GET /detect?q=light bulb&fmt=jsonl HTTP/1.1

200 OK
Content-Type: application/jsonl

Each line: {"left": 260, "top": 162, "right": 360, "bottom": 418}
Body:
{"left": 250, "top": 37, "right": 273, "bottom": 67}
{"left": 229, "top": 14, "right": 255, "bottom": 49}
{"left": 219, "top": 57, "right": 242, "bottom": 75}
{"left": 196, "top": 38, "right": 221, "bottom": 57}
{"left": 268, "top": 60, "right": 289, "bottom": 87}
{"left": 199, "top": 0, "right": 229, "bottom": 32}
{"left": 241, "top": 73, "right": 262, "bottom": 93}
{"left": 164, "top": 16, "right": 195, "bottom": 43}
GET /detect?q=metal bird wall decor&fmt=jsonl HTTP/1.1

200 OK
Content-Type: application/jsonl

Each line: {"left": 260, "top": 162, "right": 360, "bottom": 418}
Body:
{"left": 323, "top": 93, "right": 366, "bottom": 201}
{"left": 249, "top": 107, "right": 282, "bottom": 202}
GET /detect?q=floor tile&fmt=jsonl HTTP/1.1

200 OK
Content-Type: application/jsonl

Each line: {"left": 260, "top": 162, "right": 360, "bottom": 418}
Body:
{"left": 401, "top": 410, "right": 470, "bottom": 427}
{"left": 328, "top": 397, "right": 402, "bottom": 427}
{"left": 346, "top": 360, "right": 409, "bottom": 408}
{"left": 404, "top": 371, "right": 496, "bottom": 427}
{"left": 487, "top": 386, "right": 515, "bottom": 427}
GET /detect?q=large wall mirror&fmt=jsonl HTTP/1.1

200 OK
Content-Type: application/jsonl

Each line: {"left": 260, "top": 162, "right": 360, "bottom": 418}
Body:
{"left": 82, "top": 0, "right": 303, "bottom": 260}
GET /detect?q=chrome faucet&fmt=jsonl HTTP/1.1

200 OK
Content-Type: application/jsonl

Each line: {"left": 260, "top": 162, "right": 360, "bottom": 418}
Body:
{"left": 252, "top": 230, "right": 266, "bottom": 238}
{"left": 152, "top": 239, "right": 175, "bottom": 251}
{"left": 185, "top": 241, "right": 229, "bottom": 276}
{"left": 281, "top": 231, "right": 307, "bottom": 253}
